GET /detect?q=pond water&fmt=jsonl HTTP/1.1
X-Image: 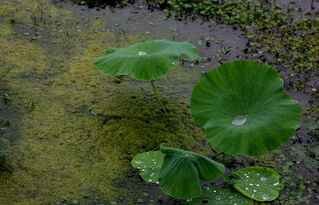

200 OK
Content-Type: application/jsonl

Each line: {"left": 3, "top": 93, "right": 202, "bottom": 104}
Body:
{"left": 0, "top": 0, "right": 318, "bottom": 204}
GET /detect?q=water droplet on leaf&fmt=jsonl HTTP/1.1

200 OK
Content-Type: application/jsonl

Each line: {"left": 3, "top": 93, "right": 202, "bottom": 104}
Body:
{"left": 232, "top": 115, "right": 248, "bottom": 126}
{"left": 138, "top": 51, "right": 148, "bottom": 56}
{"left": 262, "top": 194, "right": 269, "bottom": 200}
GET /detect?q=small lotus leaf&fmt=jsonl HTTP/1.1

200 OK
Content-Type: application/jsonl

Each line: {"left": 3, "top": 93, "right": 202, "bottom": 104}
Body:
{"left": 0, "top": 118, "right": 10, "bottom": 131}
{"left": 0, "top": 138, "right": 10, "bottom": 155}
{"left": 191, "top": 60, "right": 302, "bottom": 156}
{"left": 229, "top": 166, "right": 281, "bottom": 202}
{"left": 131, "top": 151, "right": 164, "bottom": 183}
{"left": 93, "top": 40, "right": 200, "bottom": 81}
{"left": 183, "top": 186, "right": 253, "bottom": 205}
{"left": 159, "top": 146, "right": 225, "bottom": 199}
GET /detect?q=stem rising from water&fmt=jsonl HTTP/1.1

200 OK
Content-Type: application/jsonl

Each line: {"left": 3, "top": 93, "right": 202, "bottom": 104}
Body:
{"left": 151, "top": 80, "right": 168, "bottom": 113}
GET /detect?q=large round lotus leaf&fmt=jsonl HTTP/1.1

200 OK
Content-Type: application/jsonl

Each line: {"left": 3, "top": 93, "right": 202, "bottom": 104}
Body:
{"left": 191, "top": 60, "right": 302, "bottom": 156}
{"left": 0, "top": 138, "right": 10, "bottom": 155}
{"left": 159, "top": 146, "right": 225, "bottom": 199}
{"left": 182, "top": 186, "right": 253, "bottom": 205}
{"left": 229, "top": 166, "right": 281, "bottom": 202}
{"left": 0, "top": 118, "right": 10, "bottom": 131}
{"left": 92, "top": 40, "right": 200, "bottom": 81}
{"left": 131, "top": 151, "right": 164, "bottom": 183}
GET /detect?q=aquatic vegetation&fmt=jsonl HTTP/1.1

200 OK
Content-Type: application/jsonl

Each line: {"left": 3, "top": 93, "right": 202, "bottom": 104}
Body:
{"left": 159, "top": 146, "right": 224, "bottom": 199}
{"left": 131, "top": 146, "right": 225, "bottom": 199}
{"left": 131, "top": 150, "right": 164, "bottom": 183}
{"left": 183, "top": 186, "right": 254, "bottom": 205}
{"left": 0, "top": 0, "right": 314, "bottom": 203}
{"left": 0, "top": 138, "right": 10, "bottom": 156}
{"left": 75, "top": 0, "right": 287, "bottom": 30}
{"left": 67, "top": 0, "right": 132, "bottom": 7}
{"left": 0, "top": 118, "right": 10, "bottom": 155}
{"left": 0, "top": 67, "right": 11, "bottom": 81}
{"left": 0, "top": 118, "right": 9, "bottom": 132}
{"left": 254, "top": 17, "right": 319, "bottom": 72}
{"left": 133, "top": 150, "right": 283, "bottom": 203}
{"left": 93, "top": 39, "right": 200, "bottom": 112}
{"left": 227, "top": 167, "right": 282, "bottom": 202}
{"left": 0, "top": 69, "right": 11, "bottom": 155}
{"left": 191, "top": 60, "right": 302, "bottom": 156}
{"left": 132, "top": 60, "right": 302, "bottom": 203}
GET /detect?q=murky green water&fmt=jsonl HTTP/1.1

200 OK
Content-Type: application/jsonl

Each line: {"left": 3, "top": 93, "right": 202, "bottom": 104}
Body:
{"left": 0, "top": 0, "right": 317, "bottom": 204}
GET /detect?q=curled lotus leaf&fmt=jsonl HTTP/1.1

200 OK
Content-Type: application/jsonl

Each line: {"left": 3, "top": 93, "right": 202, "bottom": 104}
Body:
{"left": 92, "top": 39, "right": 200, "bottom": 81}
{"left": 183, "top": 186, "right": 253, "bottom": 205}
{"left": 159, "top": 146, "right": 225, "bottom": 200}
{"left": 229, "top": 166, "right": 282, "bottom": 202}
{"left": 131, "top": 151, "right": 164, "bottom": 183}
{"left": 191, "top": 60, "right": 302, "bottom": 156}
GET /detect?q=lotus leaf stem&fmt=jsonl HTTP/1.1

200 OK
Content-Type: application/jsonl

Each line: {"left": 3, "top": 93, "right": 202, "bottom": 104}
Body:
{"left": 151, "top": 80, "right": 168, "bottom": 113}
{"left": 212, "top": 151, "right": 224, "bottom": 158}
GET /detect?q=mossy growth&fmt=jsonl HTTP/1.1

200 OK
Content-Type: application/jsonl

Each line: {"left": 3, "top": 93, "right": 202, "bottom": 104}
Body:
{"left": 0, "top": 0, "right": 212, "bottom": 204}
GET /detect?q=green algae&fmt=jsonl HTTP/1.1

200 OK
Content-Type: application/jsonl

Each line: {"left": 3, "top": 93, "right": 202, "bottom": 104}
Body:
{"left": 0, "top": 0, "right": 212, "bottom": 203}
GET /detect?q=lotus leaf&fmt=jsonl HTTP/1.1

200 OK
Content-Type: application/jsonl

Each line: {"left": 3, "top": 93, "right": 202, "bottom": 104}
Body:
{"left": 183, "top": 186, "right": 253, "bottom": 205}
{"left": 191, "top": 60, "right": 302, "bottom": 155}
{"left": 159, "top": 146, "right": 225, "bottom": 199}
{"left": 131, "top": 151, "right": 164, "bottom": 183}
{"left": 92, "top": 39, "right": 200, "bottom": 81}
{"left": 229, "top": 166, "right": 281, "bottom": 202}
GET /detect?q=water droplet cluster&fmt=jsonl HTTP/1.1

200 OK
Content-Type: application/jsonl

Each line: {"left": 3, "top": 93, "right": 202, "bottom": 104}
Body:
{"left": 234, "top": 169, "right": 280, "bottom": 201}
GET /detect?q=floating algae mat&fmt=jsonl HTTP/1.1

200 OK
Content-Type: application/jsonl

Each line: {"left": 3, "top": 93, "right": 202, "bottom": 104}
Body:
{"left": 1, "top": 0, "right": 318, "bottom": 204}
{"left": 0, "top": 0, "right": 213, "bottom": 204}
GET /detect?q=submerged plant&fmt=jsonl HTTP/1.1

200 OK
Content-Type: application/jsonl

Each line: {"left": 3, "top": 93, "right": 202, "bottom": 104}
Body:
{"left": 0, "top": 118, "right": 10, "bottom": 155}
{"left": 93, "top": 39, "right": 200, "bottom": 112}
{"left": 0, "top": 69, "right": 11, "bottom": 155}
